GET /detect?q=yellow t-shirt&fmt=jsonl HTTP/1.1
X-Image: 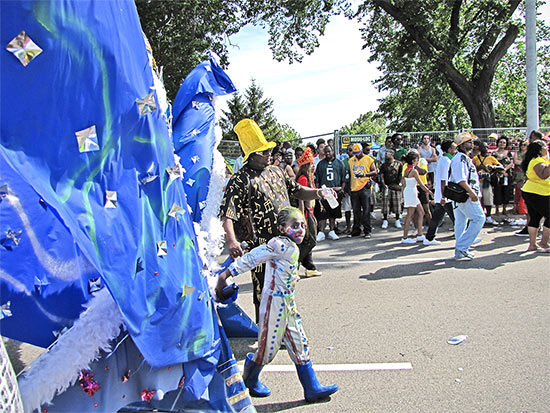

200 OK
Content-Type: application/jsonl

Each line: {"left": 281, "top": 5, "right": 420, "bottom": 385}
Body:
{"left": 401, "top": 158, "right": 428, "bottom": 185}
{"left": 472, "top": 155, "right": 500, "bottom": 168}
{"left": 522, "top": 157, "right": 550, "bottom": 196}
{"left": 349, "top": 155, "right": 375, "bottom": 191}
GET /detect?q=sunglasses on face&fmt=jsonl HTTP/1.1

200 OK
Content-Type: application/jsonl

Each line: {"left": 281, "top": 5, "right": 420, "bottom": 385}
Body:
{"left": 254, "top": 149, "right": 272, "bottom": 158}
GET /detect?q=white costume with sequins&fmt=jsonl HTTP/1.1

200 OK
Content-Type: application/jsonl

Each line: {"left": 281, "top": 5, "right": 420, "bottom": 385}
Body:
{"left": 228, "top": 236, "right": 310, "bottom": 366}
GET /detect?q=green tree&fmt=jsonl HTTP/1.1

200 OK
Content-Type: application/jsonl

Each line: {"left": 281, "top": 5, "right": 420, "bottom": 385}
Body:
{"left": 135, "top": 0, "right": 343, "bottom": 101}
{"left": 220, "top": 80, "right": 280, "bottom": 141}
{"left": 492, "top": 9, "right": 550, "bottom": 127}
{"left": 353, "top": 0, "right": 522, "bottom": 128}
{"left": 273, "top": 123, "right": 302, "bottom": 146}
{"left": 339, "top": 112, "right": 387, "bottom": 142}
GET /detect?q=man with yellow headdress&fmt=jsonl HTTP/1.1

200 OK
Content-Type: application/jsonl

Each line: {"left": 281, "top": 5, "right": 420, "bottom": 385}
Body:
{"left": 220, "top": 119, "right": 329, "bottom": 322}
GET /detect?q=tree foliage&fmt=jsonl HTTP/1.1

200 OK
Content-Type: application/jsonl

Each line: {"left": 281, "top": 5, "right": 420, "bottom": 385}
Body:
{"left": 492, "top": 6, "right": 550, "bottom": 127}
{"left": 220, "top": 79, "right": 281, "bottom": 142}
{"left": 353, "top": 0, "right": 522, "bottom": 128}
{"left": 339, "top": 112, "right": 387, "bottom": 141}
{"left": 135, "top": 0, "right": 343, "bottom": 101}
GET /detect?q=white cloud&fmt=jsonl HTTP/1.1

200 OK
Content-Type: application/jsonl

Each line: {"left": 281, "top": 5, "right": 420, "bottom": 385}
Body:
{"left": 222, "top": 14, "right": 382, "bottom": 138}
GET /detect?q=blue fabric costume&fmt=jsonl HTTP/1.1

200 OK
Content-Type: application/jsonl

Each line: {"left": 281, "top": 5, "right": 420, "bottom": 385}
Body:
{"left": 1, "top": 1, "right": 254, "bottom": 411}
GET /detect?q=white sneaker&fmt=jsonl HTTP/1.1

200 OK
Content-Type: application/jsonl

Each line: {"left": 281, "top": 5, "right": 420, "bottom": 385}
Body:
{"left": 423, "top": 238, "right": 441, "bottom": 246}
{"left": 416, "top": 235, "right": 426, "bottom": 242}
{"left": 401, "top": 238, "right": 416, "bottom": 244}
{"left": 485, "top": 216, "right": 498, "bottom": 225}
{"left": 381, "top": 220, "right": 389, "bottom": 229}
{"left": 395, "top": 220, "right": 402, "bottom": 229}
{"left": 327, "top": 230, "right": 339, "bottom": 240}
{"left": 316, "top": 232, "right": 325, "bottom": 242}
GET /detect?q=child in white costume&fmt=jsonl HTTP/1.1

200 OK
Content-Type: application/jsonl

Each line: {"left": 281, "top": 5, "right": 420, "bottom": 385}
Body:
{"left": 216, "top": 207, "right": 338, "bottom": 403}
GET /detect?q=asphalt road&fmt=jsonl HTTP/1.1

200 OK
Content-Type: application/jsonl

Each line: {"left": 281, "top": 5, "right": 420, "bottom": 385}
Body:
{"left": 5, "top": 217, "right": 549, "bottom": 412}
{"left": 230, "top": 219, "right": 550, "bottom": 412}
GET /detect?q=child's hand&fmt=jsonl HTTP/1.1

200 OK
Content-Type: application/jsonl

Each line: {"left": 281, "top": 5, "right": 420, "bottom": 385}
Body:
{"left": 215, "top": 271, "right": 229, "bottom": 300}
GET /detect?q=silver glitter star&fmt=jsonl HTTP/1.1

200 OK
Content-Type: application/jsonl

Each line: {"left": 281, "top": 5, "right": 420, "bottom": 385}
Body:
{"left": 199, "top": 201, "right": 207, "bottom": 210}
{"left": 140, "top": 174, "right": 158, "bottom": 185}
{"left": 166, "top": 165, "right": 182, "bottom": 182}
{"left": 192, "top": 101, "right": 200, "bottom": 109}
{"left": 76, "top": 125, "right": 99, "bottom": 153}
{"left": 156, "top": 241, "right": 168, "bottom": 256}
{"left": 6, "top": 31, "right": 42, "bottom": 66}
{"left": 4, "top": 229, "right": 22, "bottom": 246}
{"left": 186, "top": 178, "right": 195, "bottom": 187}
{"left": 0, "top": 301, "right": 12, "bottom": 319}
{"left": 0, "top": 184, "right": 8, "bottom": 202}
{"left": 34, "top": 275, "right": 49, "bottom": 294}
{"left": 168, "top": 203, "right": 184, "bottom": 220}
{"left": 88, "top": 277, "right": 102, "bottom": 294}
{"left": 191, "top": 155, "right": 200, "bottom": 164}
{"left": 104, "top": 191, "right": 117, "bottom": 208}
{"left": 190, "top": 129, "right": 200, "bottom": 136}
{"left": 136, "top": 92, "right": 157, "bottom": 115}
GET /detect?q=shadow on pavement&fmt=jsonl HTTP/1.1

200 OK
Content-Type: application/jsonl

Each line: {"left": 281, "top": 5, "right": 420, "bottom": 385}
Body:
{"left": 255, "top": 398, "right": 332, "bottom": 412}
{"left": 359, "top": 249, "right": 541, "bottom": 281}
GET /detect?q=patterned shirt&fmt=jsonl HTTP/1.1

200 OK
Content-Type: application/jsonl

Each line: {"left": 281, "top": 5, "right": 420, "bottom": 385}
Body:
{"left": 221, "top": 165, "right": 301, "bottom": 247}
{"left": 380, "top": 160, "right": 403, "bottom": 187}
{"left": 450, "top": 152, "right": 480, "bottom": 196}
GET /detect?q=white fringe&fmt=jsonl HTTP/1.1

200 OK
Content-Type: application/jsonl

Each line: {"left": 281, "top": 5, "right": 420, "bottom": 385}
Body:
{"left": 18, "top": 288, "right": 123, "bottom": 412}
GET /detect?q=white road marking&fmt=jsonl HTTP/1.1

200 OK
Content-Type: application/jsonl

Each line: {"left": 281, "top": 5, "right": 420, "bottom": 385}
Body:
{"left": 238, "top": 362, "right": 412, "bottom": 372}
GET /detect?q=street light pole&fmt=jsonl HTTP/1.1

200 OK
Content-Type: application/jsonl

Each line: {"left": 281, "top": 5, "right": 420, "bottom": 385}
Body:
{"left": 526, "top": 0, "right": 539, "bottom": 133}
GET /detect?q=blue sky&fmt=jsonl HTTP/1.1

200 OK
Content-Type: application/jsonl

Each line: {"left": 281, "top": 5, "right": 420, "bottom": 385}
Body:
{"left": 221, "top": 4, "right": 550, "bottom": 139}
{"left": 222, "top": 14, "right": 382, "bottom": 139}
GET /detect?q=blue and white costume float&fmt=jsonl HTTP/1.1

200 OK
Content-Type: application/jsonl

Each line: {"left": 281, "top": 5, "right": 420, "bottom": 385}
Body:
{"left": 1, "top": 1, "right": 254, "bottom": 411}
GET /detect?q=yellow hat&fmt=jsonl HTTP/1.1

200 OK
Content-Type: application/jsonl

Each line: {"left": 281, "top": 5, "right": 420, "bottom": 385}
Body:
{"left": 234, "top": 119, "right": 276, "bottom": 162}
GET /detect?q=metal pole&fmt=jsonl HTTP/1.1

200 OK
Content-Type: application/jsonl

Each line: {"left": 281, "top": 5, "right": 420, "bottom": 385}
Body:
{"left": 526, "top": 0, "right": 539, "bottom": 133}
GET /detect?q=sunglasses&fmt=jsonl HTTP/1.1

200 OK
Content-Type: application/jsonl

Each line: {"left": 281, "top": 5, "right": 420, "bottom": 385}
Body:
{"left": 254, "top": 149, "right": 272, "bottom": 158}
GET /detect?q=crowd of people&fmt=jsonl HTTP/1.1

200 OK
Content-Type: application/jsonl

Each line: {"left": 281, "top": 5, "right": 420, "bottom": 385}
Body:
{"left": 226, "top": 127, "right": 549, "bottom": 263}
{"left": 218, "top": 119, "right": 549, "bottom": 403}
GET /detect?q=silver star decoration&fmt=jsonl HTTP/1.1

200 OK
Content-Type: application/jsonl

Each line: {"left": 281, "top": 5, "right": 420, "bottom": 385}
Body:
{"left": 104, "top": 191, "right": 117, "bottom": 208}
{"left": 52, "top": 327, "right": 69, "bottom": 339}
{"left": 88, "top": 277, "right": 102, "bottom": 294}
{"left": 166, "top": 165, "right": 182, "bottom": 182}
{"left": 204, "top": 65, "right": 212, "bottom": 72}
{"left": 136, "top": 92, "right": 157, "bottom": 115}
{"left": 5, "top": 229, "right": 22, "bottom": 246}
{"left": 192, "top": 101, "right": 200, "bottom": 109}
{"left": 76, "top": 125, "right": 99, "bottom": 153}
{"left": 140, "top": 174, "right": 158, "bottom": 185}
{"left": 190, "top": 129, "right": 200, "bottom": 136}
{"left": 180, "top": 285, "right": 196, "bottom": 298}
{"left": 186, "top": 178, "right": 195, "bottom": 187}
{"left": 0, "top": 184, "right": 8, "bottom": 202}
{"left": 34, "top": 275, "right": 49, "bottom": 294}
{"left": 199, "top": 201, "right": 207, "bottom": 210}
{"left": 191, "top": 155, "right": 200, "bottom": 164}
{"left": 6, "top": 31, "right": 42, "bottom": 66}
{"left": 0, "top": 302, "right": 12, "bottom": 319}
{"left": 168, "top": 203, "right": 184, "bottom": 220}
{"left": 156, "top": 241, "right": 168, "bottom": 256}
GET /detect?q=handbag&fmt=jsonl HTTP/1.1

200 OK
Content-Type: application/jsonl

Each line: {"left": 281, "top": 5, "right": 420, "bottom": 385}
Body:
{"left": 444, "top": 182, "right": 469, "bottom": 203}
{"left": 444, "top": 154, "right": 469, "bottom": 203}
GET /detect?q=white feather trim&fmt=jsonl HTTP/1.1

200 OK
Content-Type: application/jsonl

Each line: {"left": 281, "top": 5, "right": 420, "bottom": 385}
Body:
{"left": 18, "top": 288, "right": 123, "bottom": 412}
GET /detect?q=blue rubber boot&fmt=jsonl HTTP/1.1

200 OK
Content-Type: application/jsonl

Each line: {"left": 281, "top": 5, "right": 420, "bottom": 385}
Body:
{"left": 242, "top": 353, "right": 271, "bottom": 397}
{"left": 296, "top": 361, "right": 339, "bottom": 402}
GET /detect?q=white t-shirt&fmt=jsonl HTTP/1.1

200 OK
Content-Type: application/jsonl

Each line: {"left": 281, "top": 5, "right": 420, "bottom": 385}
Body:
{"left": 450, "top": 152, "right": 481, "bottom": 196}
{"left": 434, "top": 155, "right": 452, "bottom": 203}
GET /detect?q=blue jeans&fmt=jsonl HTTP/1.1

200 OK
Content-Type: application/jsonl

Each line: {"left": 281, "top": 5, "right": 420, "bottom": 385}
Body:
{"left": 351, "top": 185, "right": 372, "bottom": 235}
{"left": 453, "top": 199, "right": 485, "bottom": 252}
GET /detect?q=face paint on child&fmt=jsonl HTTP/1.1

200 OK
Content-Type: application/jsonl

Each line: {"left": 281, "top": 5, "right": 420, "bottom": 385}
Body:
{"left": 284, "top": 217, "right": 306, "bottom": 244}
